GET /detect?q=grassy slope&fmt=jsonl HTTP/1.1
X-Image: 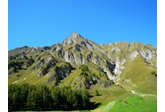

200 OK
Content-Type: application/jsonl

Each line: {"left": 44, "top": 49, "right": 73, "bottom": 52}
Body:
{"left": 90, "top": 85, "right": 132, "bottom": 103}
{"left": 110, "top": 96, "right": 156, "bottom": 112}
{"left": 98, "top": 101, "right": 116, "bottom": 112}
{"left": 8, "top": 56, "right": 156, "bottom": 101}
{"left": 92, "top": 95, "right": 156, "bottom": 112}
{"left": 8, "top": 62, "right": 133, "bottom": 105}
{"left": 57, "top": 63, "right": 132, "bottom": 104}
{"left": 8, "top": 66, "right": 48, "bottom": 85}
{"left": 117, "top": 56, "right": 157, "bottom": 95}
{"left": 8, "top": 42, "right": 157, "bottom": 112}
{"left": 58, "top": 68, "right": 87, "bottom": 90}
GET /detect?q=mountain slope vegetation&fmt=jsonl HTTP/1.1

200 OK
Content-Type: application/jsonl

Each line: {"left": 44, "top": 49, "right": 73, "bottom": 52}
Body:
{"left": 8, "top": 32, "right": 157, "bottom": 111}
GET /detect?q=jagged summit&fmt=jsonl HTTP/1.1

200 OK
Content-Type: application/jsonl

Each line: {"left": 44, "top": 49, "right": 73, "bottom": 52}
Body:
{"left": 62, "top": 32, "right": 85, "bottom": 46}
{"left": 69, "top": 32, "right": 82, "bottom": 38}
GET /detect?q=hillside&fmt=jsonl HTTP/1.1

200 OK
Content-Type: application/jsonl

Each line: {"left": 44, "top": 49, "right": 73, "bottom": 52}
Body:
{"left": 8, "top": 32, "right": 157, "bottom": 111}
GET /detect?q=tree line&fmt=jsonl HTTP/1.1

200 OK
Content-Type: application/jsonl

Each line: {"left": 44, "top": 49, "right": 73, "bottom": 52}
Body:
{"left": 8, "top": 83, "right": 95, "bottom": 111}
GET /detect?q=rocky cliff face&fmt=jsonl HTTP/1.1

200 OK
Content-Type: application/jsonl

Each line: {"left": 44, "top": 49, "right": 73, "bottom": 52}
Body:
{"left": 8, "top": 32, "right": 157, "bottom": 82}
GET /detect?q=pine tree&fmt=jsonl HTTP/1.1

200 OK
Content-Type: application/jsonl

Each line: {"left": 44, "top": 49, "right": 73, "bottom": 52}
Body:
{"left": 95, "top": 90, "right": 100, "bottom": 96}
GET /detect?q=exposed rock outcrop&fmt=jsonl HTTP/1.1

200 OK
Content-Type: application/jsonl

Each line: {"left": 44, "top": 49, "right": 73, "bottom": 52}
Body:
{"left": 8, "top": 32, "right": 157, "bottom": 82}
{"left": 114, "top": 57, "right": 126, "bottom": 75}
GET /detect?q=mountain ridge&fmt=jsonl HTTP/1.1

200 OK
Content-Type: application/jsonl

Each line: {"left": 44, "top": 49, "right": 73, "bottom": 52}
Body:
{"left": 8, "top": 32, "right": 157, "bottom": 99}
{"left": 9, "top": 32, "right": 156, "bottom": 51}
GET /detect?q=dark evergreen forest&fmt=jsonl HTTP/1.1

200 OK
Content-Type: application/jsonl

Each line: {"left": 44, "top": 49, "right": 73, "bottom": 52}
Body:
{"left": 8, "top": 84, "right": 96, "bottom": 111}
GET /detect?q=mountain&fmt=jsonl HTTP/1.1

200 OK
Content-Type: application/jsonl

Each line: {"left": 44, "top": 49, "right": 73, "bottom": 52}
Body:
{"left": 8, "top": 32, "right": 157, "bottom": 103}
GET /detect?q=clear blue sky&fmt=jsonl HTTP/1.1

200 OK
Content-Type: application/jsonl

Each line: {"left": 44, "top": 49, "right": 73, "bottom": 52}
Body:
{"left": 8, "top": 0, "right": 157, "bottom": 50}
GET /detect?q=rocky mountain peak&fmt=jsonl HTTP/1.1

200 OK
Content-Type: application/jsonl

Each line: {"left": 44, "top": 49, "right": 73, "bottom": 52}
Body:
{"left": 69, "top": 32, "right": 82, "bottom": 38}
{"left": 62, "top": 32, "right": 85, "bottom": 46}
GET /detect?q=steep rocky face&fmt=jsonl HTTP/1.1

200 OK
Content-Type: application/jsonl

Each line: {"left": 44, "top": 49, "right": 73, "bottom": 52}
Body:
{"left": 59, "top": 33, "right": 116, "bottom": 79}
{"left": 113, "top": 57, "right": 126, "bottom": 75}
{"left": 99, "top": 42, "right": 157, "bottom": 80}
{"left": 46, "top": 62, "right": 74, "bottom": 85}
{"left": 8, "top": 32, "right": 157, "bottom": 82}
{"left": 62, "top": 32, "right": 84, "bottom": 46}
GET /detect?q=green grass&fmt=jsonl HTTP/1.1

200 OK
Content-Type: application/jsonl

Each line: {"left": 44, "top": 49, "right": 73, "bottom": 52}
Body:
{"left": 90, "top": 85, "right": 132, "bottom": 103}
{"left": 117, "top": 56, "right": 157, "bottom": 95}
{"left": 99, "top": 101, "right": 116, "bottom": 112}
{"left": 9, "top": 110, "right": 90, "bottom": 112}
{"left": 8, "top": 66, "right": 47, "bottom": 85}
{"left": 110, "top": 96, "right": 157, "bottom": 112}
{"left": 92, "top": 95, "right": 156, "bottom": 112}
